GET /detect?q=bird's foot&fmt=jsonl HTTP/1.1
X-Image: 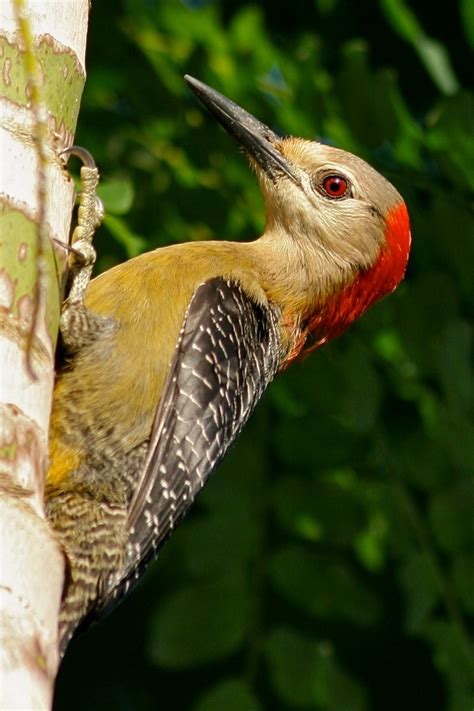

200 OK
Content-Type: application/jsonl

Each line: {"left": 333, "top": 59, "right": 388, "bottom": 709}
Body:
{"left": 59, "top": 146, "right": 106, "bottom": 351}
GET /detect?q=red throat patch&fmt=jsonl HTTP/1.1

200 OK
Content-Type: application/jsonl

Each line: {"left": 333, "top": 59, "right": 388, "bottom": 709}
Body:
{"left": 285, "top": 200, "right": 411, "bottom": 365}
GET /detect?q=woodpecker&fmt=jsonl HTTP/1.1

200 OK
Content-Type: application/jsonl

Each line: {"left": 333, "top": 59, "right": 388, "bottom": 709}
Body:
{"left": 46, "top": 75, "right": 411, "bottom": 654}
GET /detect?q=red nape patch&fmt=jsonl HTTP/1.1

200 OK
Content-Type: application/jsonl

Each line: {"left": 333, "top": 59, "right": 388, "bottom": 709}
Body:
{"left": 285, "top": 201, "right": 411, "bottom": 365}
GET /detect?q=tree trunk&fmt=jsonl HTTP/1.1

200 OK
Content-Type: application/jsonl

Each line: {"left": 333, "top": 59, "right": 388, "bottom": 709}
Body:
{"left": 0, "top": 1, "right": 89, "bottom": 707}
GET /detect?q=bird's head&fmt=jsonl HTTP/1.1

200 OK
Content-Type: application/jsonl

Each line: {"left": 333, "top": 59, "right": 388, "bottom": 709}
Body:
{"left": 185, "top": 75, "right": 411, "bottom": 353}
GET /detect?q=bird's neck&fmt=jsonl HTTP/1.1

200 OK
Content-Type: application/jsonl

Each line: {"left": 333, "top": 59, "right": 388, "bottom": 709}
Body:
{"left": 275, "top": 201, "right": 411, "bottom": 365}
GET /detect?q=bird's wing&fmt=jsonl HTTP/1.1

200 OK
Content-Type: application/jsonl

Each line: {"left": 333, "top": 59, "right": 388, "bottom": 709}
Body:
{"left": 103, "top": 277, "right": 282, "bottom": 609}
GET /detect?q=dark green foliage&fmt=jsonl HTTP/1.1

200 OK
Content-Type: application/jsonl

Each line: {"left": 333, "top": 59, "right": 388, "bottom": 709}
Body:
{"left": 55, "top": 1, "right": 473, "bottom": 708}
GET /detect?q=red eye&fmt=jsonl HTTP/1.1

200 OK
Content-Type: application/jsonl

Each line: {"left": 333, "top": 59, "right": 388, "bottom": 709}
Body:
{"left": 322, "top": 175, "right": 349, "bottom": 198}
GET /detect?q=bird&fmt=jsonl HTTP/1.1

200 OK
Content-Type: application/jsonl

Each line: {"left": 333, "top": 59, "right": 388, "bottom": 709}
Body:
{"left": 45, "top": 75, "right": 411, "bottom": 654}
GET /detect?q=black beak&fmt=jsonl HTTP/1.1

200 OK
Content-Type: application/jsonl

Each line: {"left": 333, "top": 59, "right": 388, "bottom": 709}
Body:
{"left": 184, "top": 75, "right": 297, "bottom": 183}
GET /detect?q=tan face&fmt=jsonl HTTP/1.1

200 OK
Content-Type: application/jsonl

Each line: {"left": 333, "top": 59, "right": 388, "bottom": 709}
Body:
{"left": 256, "top": 137, "right": 405, "bottom": 274}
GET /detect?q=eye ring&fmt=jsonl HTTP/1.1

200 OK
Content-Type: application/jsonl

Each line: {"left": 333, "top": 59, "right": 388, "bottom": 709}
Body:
{"left": 320, "top": 174, "right": 351, "bottom": 199}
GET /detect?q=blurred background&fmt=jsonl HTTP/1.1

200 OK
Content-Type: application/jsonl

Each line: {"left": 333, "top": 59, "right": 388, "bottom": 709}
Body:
{"left": 54, "top": 0, "right": 473, "bottom": 709}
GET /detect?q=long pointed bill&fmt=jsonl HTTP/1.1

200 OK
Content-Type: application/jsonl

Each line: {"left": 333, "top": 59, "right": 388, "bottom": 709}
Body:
{"left": 184, "top": 75, "right": 298, "bottom": 183}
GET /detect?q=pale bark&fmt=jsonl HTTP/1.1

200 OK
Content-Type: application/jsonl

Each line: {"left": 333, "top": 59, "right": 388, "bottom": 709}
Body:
{"left": 0, "top": 1, "right": 89, "bottom": 707}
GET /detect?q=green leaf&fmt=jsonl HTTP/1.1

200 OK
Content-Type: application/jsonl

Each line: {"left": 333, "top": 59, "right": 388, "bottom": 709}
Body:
{"left": 429, "top": 481, "right": 474, "bottom": 553}
{"left": 379, "top": 0, "right": 422, "bottom": 41}
{"left": 399, "top": 551, "right": 440, "bottom": 632}
{"left": 272, "top": 473, "right": 366, "bottom": 545}
{"left": 102, "top": 214, "right": 147, "bottom": 258}
{"left": 414, "top": 35, "right": 459, "bottom": 95}
{"left": 269, "top": 546, "right": 380, "bottom": 625}
{"left": 194, "top": 680, "right": 261, "bottom": 711}
{"left": 98, "top": 177, "right": 134, "bottom": 215}
{"left": 147, "top": 572, "right": 252, "bottom": 668}
{"left": 432, "top": 319, "right": 472, "bottom": 414}
{"left": 337, "top": 341, "right": 382, "bottom": 433}
{"left": 338, "top": 43, "right": 400, "bottom": 146}
{"left": 460, "top": 0, "right": 474, "bottom": 48}
{"left": 265, "top": 627, "right": 367, "bottom": 709}
{"left": 452, "top": 554, "right": 474, "bottom": 615}
{"left": 424, "top": 619, "right": 474, "bottom": 710}
{"left": 427, "top": 92, "right": 474, "bottom": 191}
{"left": 354, "top": 511, "right": 389, "bottom": 571}
{"left": 315, "top": 0, "right": 339, "bottom": 14}
{"left": 380, "top": 0, "right": 459, "bottom": 94}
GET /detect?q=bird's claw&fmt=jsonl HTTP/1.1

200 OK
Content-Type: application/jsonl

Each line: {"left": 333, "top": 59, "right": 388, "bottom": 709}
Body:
{"left": 59, "top": 145, "right": 104, "bottom": 351}
{"left": 60, "top": 145, "right": 97, "bottom": 169}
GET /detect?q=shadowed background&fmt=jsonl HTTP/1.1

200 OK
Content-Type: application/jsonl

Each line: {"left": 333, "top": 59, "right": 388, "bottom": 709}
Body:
{"left": 54, "top": 1, "right": 473, "bottom": 709}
